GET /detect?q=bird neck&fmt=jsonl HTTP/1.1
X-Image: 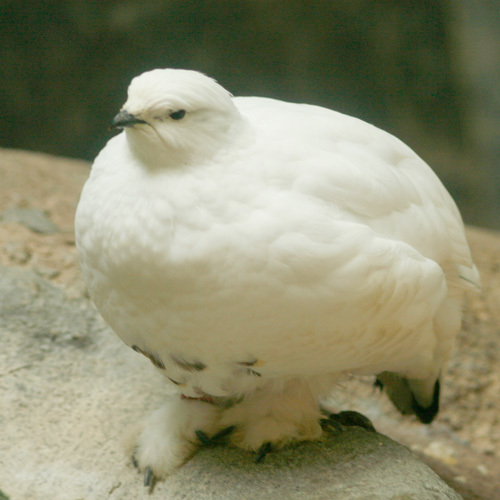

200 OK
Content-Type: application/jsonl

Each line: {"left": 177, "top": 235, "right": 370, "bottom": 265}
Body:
{"left": 125, "top": 113, "right": 250, "bottom": 170}
{"left": 125, "top": 131, "right": 191, "bottom": 169}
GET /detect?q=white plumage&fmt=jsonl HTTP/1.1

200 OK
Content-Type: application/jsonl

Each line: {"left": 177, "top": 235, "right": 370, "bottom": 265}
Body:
{"left": 75, "top": 69, "right": 479, "bottom": 480}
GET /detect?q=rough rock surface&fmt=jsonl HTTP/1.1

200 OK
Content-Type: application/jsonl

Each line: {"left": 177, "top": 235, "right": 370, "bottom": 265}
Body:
{"left": 1, "top": 148, "right": 499, "bottom": 499}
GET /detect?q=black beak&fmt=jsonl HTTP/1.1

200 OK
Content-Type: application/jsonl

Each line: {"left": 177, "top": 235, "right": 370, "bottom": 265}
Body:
{"left": 110, "top": 110, "right": 147, "bottom": 129}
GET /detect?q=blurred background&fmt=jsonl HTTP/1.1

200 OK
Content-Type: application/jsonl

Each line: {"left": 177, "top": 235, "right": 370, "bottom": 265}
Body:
{"left": 1, "top": 0, "right": 499, "bottom": 228}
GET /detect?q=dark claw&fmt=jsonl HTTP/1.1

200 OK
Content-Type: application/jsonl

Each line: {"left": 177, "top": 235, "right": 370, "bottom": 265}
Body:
{"left": 131, "top": 454, "right": 139, "bottom": 469}
{"left": 211, "top": 425, "right": 236, "bottom": 441}
{"left": 196, "top": 426, "right": 236, "bottom": 447}
{"left": 144, "top": 466, "right": 154, "bottom": 488}
{"left": 321, "top": 417, "right": 343, "bottom": 433}
{"left": 195, "top": 430, "right": 212, "bottom": 446}
{"left": 255, "top": 441, "right": 272, "bottom": 463}
{"left": 328, "top": 410, "right": 376, "bottom": 433}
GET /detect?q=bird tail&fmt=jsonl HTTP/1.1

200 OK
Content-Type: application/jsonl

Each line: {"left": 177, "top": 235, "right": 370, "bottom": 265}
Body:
{"left": 375, "top": 371, "right": 440, "bottom": 424}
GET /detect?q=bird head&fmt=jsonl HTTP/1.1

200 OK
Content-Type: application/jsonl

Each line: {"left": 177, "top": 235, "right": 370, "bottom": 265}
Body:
{"left": 111, "top": 69, "right": 242, "bottom": 166}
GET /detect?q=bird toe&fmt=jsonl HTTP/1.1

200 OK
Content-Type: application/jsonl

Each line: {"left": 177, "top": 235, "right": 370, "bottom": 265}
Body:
{"left": 196, "top": 425, "right": 236, "bottom": 447}
{"left": 325, "top": 410, "right": 376, "bottom": 433}
{"left": 254, "top": 441, "right": 272, "bottom": 463}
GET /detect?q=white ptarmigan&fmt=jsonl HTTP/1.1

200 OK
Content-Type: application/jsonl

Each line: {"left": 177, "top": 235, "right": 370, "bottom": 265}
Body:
{"left": 75, "top": 68, "right": 479, "bottom": 484}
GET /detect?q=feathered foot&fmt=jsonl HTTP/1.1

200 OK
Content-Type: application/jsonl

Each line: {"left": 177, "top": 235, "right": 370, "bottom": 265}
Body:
{"left": 219, "top": 382, "right": 323, "bottom": 458}
{"left": 128, "top": 395, "right": 221, "bottom": 487}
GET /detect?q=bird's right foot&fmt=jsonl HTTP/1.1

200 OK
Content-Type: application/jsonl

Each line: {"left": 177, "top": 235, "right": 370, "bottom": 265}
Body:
{"left": 129, "top": 395, "right": 221, "bottom": 485}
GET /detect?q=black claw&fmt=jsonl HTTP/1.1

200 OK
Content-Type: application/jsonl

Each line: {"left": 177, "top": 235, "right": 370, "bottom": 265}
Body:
{"left": 131, "top": 454, "right": 139, "bottom": 469}
{"left": 322, "top": 417, "right": 343, "bottom": 433}
{"left": 195, "top": 430, "right": 212, "bottom": 446}
{"left": 255, "top": 442, "right": 272, "bottom": 463}
{"left": 328, "top": 410, "right": 376, "bottom": 433}
{"left": 196, "top": 426, "right": 236, "bottom": 447}
{"left": 144, "top": 466, "right": 153, "bottom": 488}
{"left": 320, "top": 417, "right": 330, "bottom": 430}
{"left": 411, "top": 379, "right": 440, "bottom": 424}
{"left": 211, "top": 425, "right": 236, "bottom": 441}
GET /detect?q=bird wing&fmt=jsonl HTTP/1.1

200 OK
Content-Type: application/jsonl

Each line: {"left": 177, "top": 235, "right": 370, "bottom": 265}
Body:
{"left": 235, "top": 96, "right": 480, "bottom": 292}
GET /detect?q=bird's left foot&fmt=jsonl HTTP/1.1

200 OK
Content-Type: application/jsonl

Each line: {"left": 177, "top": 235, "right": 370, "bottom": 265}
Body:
{"left": 321, "top": 410, "right": 376, "bottom": 433}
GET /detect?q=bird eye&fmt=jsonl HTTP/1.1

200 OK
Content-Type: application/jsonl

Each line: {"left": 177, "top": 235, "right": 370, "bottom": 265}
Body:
{"left": 169, "top": 109, "right": 186, "bottom": 120}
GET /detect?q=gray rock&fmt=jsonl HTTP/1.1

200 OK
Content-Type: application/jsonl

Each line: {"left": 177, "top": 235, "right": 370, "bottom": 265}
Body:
{"left": 0, "top": 266, "right": 461, "bottom": 500}
{"left": 165, "top": 429, "right": 462, "bottom": 500}
{"left": 0, "top": 207, "right": 59, "bottom": 234}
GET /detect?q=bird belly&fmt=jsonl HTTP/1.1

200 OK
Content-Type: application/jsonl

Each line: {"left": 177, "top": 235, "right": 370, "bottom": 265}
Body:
{"left": 76, "top": 165, "right": 449, "bottom": 400}
{"left": 83, "top": 249, "right": 442, "bottom": 401}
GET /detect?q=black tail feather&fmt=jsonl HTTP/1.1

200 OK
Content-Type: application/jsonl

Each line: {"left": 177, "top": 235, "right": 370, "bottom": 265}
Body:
{"left": 410, "top": 379, "right": 440, "bottom": 424}
{"left": 376, "top": 372, "right": 440, "bottom": 424}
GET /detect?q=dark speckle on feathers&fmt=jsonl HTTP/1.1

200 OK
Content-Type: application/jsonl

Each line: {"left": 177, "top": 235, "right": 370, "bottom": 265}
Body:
{"left": 171, "top": 355, "right": 206, "bottom": 372}
{"left": 132, "top": 345, "right": 165, "bottom": 369}
{"left": 237, "top": 359, "right": 259, "bottom": 367}
{"left": 237, "top": 359, "right": 262, "bottom": 376}
{"left": 167, "top": 376, "right": 182, "bottom": 386}
{"left": 149, "top": 354, "right": 165, "bottom": 370}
